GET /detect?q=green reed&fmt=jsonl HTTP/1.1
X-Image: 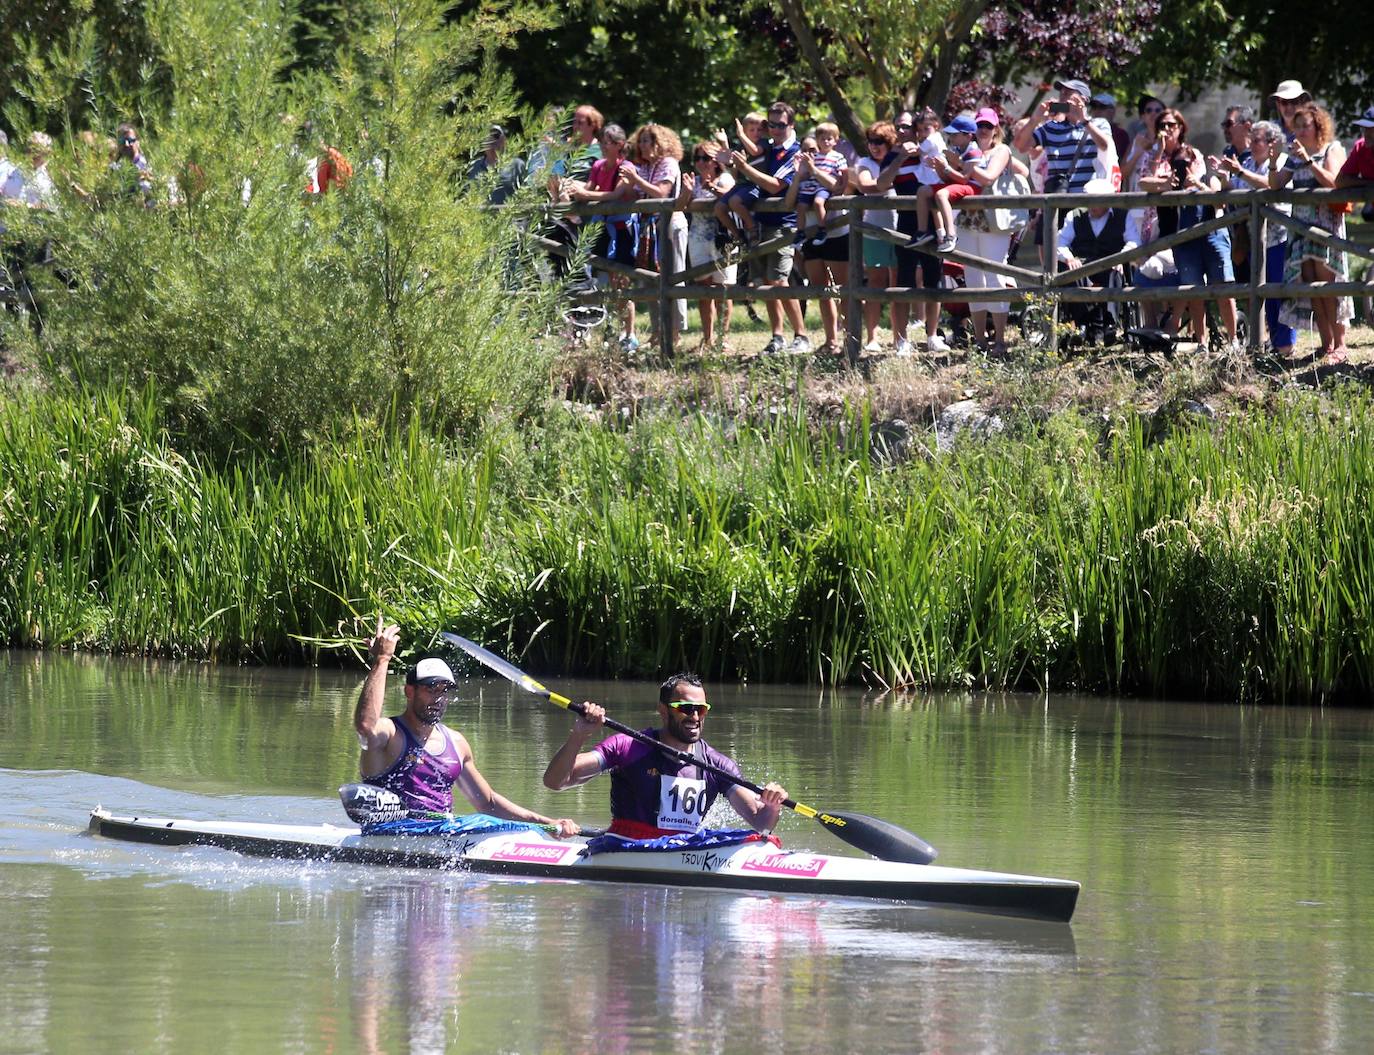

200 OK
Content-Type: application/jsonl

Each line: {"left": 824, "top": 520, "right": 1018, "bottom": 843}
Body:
{"left": 4, "top": 385, "right": 1374, "bottom": 702}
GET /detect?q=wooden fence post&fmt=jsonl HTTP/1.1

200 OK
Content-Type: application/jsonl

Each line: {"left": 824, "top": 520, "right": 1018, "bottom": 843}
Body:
{"left": 1043, "top": 204, "right": 1059, "bottom": 355}
{"left": 845, "top": 202, "right": 864, "bottom": 366}
{"left": 656, "top": 207, "right": 675, "bottom": 359}
{"left": 1247, "top": 199, "right": 1263, "bottom": 353}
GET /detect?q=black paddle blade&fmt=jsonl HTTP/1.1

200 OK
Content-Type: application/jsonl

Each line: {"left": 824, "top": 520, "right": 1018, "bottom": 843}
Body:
{"left": 813, "top": 809, "right": 938, "bottom": 865}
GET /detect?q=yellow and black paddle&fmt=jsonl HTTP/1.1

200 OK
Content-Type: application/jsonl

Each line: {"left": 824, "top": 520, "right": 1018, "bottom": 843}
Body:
{"left": 440, "top": 633, "right": 938, "bottom": 865}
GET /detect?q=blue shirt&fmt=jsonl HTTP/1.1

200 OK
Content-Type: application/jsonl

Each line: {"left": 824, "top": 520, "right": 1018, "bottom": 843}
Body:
{"left": 1033, "top": 120, "right": 1098, "bottom": 192}
{"left": 754, "top": 137, "right": 800, "bottom": 227}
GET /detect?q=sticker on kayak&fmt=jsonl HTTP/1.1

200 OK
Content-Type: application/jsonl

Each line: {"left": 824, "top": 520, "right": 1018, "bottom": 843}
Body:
{"left": 490, "top": 843, "right": 578, "bottom": 865}
{"left": 739, "top": 853, "right": 827, "bottom": 878}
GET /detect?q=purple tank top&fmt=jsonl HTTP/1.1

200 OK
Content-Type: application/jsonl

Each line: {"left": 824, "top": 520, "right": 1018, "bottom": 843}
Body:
{"left": 594, "top": 730, "right": 741, "bottom": 832}
{"left": 364, "top": 717, "right": 464, "bottom": 813}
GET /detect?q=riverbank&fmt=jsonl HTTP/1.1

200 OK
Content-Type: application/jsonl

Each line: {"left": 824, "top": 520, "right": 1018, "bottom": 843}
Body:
{"left": 4, "top": 359, "right": 1374, "bottom": 702}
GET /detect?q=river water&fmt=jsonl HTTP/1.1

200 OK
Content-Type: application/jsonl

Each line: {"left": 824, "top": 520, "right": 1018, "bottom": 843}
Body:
{"left": 1, "top": 649, "right": 1372, "bottom": 1054}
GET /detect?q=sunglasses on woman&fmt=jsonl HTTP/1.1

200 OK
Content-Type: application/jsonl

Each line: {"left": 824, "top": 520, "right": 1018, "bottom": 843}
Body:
{"left": 1158, "top": 121, "right": 1179, "bottom": 129}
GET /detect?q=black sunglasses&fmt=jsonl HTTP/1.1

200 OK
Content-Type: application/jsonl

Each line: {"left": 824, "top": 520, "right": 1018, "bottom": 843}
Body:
{"left": 1158, "top": 121, "right": 1180, "bottom": 129}
{"left": 765, "top": 120, "right": 788, "bottom": 129}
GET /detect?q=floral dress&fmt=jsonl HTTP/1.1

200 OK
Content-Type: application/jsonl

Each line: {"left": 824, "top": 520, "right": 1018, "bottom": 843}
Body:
{"left": 1280, "top": 143, "right": 1352, "bottom": 328}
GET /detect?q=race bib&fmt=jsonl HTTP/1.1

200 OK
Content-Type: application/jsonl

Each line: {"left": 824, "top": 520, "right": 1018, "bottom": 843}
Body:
{"left": 657, "top": 775, "right": 709, "bottom": 832}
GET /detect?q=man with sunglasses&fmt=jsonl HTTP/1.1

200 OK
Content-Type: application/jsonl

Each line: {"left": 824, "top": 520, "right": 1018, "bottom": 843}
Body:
{"left": 354, "top": 618, "right": 579, "bottom": 833}
{"left": 723, "top": 102, "right": 808, "bottom": 355}
{"left": 543, "top": 673, "right": 787, "bottom": 839}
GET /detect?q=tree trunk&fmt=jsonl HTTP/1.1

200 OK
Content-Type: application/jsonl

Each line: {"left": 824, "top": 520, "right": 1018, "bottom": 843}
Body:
{"left": 777, "top": 0, "right": 867, "bottom": 147}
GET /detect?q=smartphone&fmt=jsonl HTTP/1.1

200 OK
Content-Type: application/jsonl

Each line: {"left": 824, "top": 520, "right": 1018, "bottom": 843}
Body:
{"left": 1048, "top": 101, "right": 1070, "bottom": 116}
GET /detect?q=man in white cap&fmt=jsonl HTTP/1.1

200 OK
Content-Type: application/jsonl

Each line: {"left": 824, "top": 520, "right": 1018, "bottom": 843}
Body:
{"left": 354, "top": 617, "right": 579, "bottom": 832}
{"left": 1270, "top": 80, "right": 1311, "bottom": 140}
{"left": 1055, "top": 177, "right": 1143, "bottom": 343}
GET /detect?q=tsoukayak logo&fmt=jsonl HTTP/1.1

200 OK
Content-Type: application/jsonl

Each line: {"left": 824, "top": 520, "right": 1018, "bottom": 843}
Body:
{"left": 491, "top": 843, "right": 575, "bottom": 864}
{"left": 740, "top": 853, "right": 826, "bottom": 878}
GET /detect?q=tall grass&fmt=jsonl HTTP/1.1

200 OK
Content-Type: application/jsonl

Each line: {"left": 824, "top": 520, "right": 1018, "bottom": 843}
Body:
{"left": 3, "top": 384, "right": 1373, "bottom": 702}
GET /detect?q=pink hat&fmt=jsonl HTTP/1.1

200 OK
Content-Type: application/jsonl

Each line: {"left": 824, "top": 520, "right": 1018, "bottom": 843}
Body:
{"left": 974, "top": 107, "right": 1000, "bottom": 127}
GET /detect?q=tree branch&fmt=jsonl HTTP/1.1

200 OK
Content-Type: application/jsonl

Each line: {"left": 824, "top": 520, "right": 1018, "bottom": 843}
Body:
{"left": 777, "top": 0, "right": 866, "bottom": 146}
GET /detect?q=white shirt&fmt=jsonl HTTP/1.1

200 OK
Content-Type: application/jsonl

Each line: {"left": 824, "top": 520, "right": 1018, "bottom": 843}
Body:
{"left": 1057, "top": 209, "right": 1143, "bottom": 263}
{"left": 0, "top": 158, "right": 23, "bottom": 200}
{"left": 854, "top": 156, "right": 896, "bottom": 232}
{"left": 19, "top": 164, "right": 56, "bottom": 208}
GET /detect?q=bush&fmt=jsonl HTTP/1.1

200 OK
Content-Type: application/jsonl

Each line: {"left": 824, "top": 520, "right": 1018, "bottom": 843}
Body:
{"left": 1, "top": 0, "right": 565, "bottom": 456}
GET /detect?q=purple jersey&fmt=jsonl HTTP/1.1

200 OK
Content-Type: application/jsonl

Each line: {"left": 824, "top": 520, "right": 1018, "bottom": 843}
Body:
{"left": 364, "top": 718, "right": 464, "bottom": 813}
{"left": 594, "top": 730, "right": 742, "bottom": 832}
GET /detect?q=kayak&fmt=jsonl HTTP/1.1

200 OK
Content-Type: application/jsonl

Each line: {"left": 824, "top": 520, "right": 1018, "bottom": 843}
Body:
{"left": 88, "top": 807, "right": 1080, "bottom": 922}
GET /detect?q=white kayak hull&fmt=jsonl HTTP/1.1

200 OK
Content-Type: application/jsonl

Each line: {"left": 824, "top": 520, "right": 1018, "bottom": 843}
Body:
{"left": 88, "top": 808, "right": 1079, "bottom": 922}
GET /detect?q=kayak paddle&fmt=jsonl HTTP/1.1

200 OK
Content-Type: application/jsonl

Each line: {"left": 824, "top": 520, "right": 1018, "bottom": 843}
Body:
{"left": 439, "top": 633, "right": 938, "bottom": 865}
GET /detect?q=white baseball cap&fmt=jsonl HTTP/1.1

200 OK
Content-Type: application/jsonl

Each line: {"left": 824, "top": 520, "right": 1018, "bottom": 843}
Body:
{"left": 408, "top": 657, "right": 456, "bottom": 684}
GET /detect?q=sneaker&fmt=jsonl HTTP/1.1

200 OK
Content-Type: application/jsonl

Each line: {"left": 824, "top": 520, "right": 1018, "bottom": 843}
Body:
{"left": 760, "top": 334, "right": 786, "bottom": 356}
{"left": 619, "top": 335, "right": 640, "bottom": 356}
{"left": 863, "top": 339, "right": 882, "bottom": 354}
{"left": 936, "top": 232, "right": 958, "bottom": 254}
{"left": 926, "top": 333, "right": 952, "bottom": 353}
{"left": 906, "top": 233, "right": 936, "bottom": 250}
{"left": 788, "top": 334, "right": 812, "bottom": 356}
{"left": 893, "top": 337, "right": 914, "bottom": 357}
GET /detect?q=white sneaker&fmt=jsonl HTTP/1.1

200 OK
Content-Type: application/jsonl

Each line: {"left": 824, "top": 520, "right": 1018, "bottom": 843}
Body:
{"left": 789, "top": 334, "right": 812, "bottom": 355}
{"left": 863, "top": 339, "right": 882, "bottom": 354}
{"left": 926, "top": 334, "right": 951, "bottom": 353}
{"left": 894, "top": 337, "right": 914, "bottom": 357}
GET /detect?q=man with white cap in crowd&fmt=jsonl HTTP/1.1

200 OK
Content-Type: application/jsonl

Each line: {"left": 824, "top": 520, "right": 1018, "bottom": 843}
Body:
{"left": 354, "top": 616, "right": 579, "bottom": 832}
{"left": 1270, "top": 80, "right": 1311, "bottom": 140}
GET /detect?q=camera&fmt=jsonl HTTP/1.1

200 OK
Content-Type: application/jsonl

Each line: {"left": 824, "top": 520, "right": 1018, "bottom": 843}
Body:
{"left": 1048, "top": 102, "right": 1070, "bottom": 116}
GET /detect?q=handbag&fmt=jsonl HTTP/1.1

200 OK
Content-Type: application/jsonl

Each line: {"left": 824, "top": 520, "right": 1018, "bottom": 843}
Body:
{"left": 988, "top": 163, "right": 1032, "bottom": 233}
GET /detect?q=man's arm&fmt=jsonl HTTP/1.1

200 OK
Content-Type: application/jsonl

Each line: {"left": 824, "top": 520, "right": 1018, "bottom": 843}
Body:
{"left": 725, "top": 782, "right": 787, "bottom": 833}
{"left": 1012, "top": 102, "right": 1049, "bottom": 155}
{"left": 354, "top": 617, "right": 398, "bottom": 754}
{"left": 544, "top": 704, "right": 609, "bottom": 789}
{"left": 453, "top": 750, "right": 579, "bottom": 836}
{"left": 1056, "top": 213, "right": 1080, "bottom": 265}
{"left": 731, "top": 153, "right": 786, "bottom": 196}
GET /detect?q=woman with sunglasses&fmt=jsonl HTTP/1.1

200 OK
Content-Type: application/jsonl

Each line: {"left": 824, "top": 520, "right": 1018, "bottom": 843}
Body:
{"left": 544, "top": 674, "right": 787, "bottom": 839}
{"left": 677, "top": 140, "right": 738, "bottom": 351}
{"left": 1138, "top": 108, "right": 1238, "bottom": 348}
{"left": 1268, "top": 104, "right": 1351, "bottom": 361}
{"left": 853, "top": 121, "right": 899, "bottom": 352}
{"left": 954, "top": 108, "right": 1019, "bottom": 357}
{"left": 1121, "top": 96, "right": 1165, "bottom": 187}
{"left": 623, "top": 123, "right": 690, "bottom": 344}
{"left": 110, "top": 122, "right": 153, "bottom": 202}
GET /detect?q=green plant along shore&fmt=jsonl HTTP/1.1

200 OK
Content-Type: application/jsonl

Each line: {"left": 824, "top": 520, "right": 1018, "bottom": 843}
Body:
{"left": 3, "top": 0, "right": 1373, "bottom": 704}
{"left": 3, "top": 383, "right": 1373, "bottom": 703}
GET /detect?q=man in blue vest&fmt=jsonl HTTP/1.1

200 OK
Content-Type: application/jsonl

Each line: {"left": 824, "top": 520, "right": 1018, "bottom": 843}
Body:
{"left": 1056, "top": 178, "right": 1142, "bottom": 343}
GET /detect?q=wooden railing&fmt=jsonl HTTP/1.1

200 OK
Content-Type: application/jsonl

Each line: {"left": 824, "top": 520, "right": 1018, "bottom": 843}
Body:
{"left": 531, "top": 186, "right": 1374, "bottom": 361}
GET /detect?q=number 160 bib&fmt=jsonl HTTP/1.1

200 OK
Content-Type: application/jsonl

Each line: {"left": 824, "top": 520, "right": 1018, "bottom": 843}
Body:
{"left": 657, "top": 775, "right": 708, "bottom": 832}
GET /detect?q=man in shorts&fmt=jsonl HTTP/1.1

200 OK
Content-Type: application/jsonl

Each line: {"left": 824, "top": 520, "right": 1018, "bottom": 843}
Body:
{"left": 724, "top": 101, "right": 808, "bottom": 355}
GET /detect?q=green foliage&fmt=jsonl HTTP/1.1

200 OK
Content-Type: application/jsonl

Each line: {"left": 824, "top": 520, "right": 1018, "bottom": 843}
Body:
{"left": 2, "top": 0, "right": 565, "bottom": 455}
{"left": 6, "top": 383, "right": 1374, "bottom": 703}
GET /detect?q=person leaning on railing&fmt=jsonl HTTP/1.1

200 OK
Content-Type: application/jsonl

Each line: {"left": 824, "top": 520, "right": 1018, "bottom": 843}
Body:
{"left": 1268, "top": 103, "right": 1351, "bottom": 363}
{"left": 676, "top": 140, "right": 738, "bottom": 352}
{"left": 851, "top": 121, "right": 900, "bottom": 353}
{"left": 952, "top": 107, "right": 1022, "bottom": 357}
{"left": 1214, "top": 120, "right": 1297, "bottom": 355}
{"left": 1136, "top": 108, "right": 1238, "bottom": 350}
{"left": 1335, "top": 105, "right": 1374, "bottom": 201}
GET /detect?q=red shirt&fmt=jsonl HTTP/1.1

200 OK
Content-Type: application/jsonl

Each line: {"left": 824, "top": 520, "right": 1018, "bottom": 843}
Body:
{"left": 1340, "top": 139, "right": 1374, "bottom": 181}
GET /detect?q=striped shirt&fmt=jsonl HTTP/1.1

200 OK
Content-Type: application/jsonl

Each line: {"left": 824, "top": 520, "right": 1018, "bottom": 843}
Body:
{"left": 755, "top": 137, "right": 801, "bottom": 227}
{"left": 1033, "top": 120, "right": 1098, "bottom": 192}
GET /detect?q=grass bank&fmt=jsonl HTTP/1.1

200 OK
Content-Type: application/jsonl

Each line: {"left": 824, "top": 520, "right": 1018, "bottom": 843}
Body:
{"left": 3, "top": 381, "right": 1372, "bottom": 703}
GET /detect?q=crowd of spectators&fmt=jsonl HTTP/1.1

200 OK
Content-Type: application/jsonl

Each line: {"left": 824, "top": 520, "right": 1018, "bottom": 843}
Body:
{"left": 478, "top": 79, "right": 1373, "bottom": 362}
{"left": 4, "top": 78, "right": 1372, "bottom": 363}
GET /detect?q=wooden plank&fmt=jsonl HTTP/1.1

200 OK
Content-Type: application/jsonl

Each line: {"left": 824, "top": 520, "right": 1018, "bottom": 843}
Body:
{"left": 1050, "top": 211, "right": 1238, "bottom": 287}
{"left": 1259, "top": 206, "right": 1374, "bottom": 262}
